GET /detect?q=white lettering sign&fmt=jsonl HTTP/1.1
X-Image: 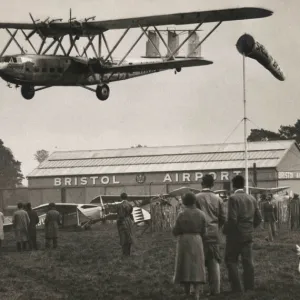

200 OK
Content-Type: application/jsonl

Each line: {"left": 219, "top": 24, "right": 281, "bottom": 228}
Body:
{"left": 53, "top": 176, "right": 121, "bottom": 186}
{"left": 112, "top": 176, "right": 120, "bottom": 184}
{"left": 54, "top": 178, "right": 62, "bottom": 186}
{"left": 163, "top": 174, "right": 172, "bottom": 182}
{"left": 182, "top": 173, "right": 191, "bottom": 182}
{"left": 101, "top": 176, "right": 109, "bottom": 184}
{"left": 278, "top": 171, "right": 300, "bottom": 179}
{"left": 221, "top": 172, "right": 229, "bottom": 181}
{"left": 80, "top": 177, "right": 87, "bottom": 185}
{"left": 162, "top": 171, "right": 237, "bottom": 183}
{"left": 65, "top": 178, "right": 72, "bottom": 186}
{"left": 90, "top": 176, "right": 99, "bottom": 185}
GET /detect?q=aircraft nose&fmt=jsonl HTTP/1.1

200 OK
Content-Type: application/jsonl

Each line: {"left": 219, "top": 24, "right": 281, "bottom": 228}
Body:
{"left": 0, "top": 62, "right": 8, "bottom": 71}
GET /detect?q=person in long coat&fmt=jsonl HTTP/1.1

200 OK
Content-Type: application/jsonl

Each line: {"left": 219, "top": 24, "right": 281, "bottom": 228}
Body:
{"left": 12, "top": 202, "right": 30, "bottom": 252}
{"left": 105, "top": 193, "right": 135, "bottom": 256}
{"left": 44, "top": 203, "right": 61, "bottom": 249}
{"left": 25, "top": 203, "right": 40, "bottom": 250}
{"left": 289, "top": 194, "right": 300, "bottom": 230}
{"left": 262, "top": 195, "right": 278, "bottom": 242}
{"left": 0, "top": 210, "right": 4, "bottom": 248}
{"left": 172, "top": 192, "right": 207, "bottom": 300}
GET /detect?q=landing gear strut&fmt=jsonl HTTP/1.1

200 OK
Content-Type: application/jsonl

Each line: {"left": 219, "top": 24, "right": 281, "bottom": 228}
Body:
{"left": 21, "top": 85, "right": 35, "bottom": 100}
{"left": 96, "top": 84, "right": 110, "bottom": 101}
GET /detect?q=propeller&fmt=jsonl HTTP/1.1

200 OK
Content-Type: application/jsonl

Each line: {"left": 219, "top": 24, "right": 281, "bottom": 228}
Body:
{"left": 27, "top": 13, "right": 50, "bottom": 40}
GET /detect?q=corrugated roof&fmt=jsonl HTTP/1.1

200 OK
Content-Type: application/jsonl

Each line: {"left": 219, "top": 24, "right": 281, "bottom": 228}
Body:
{"left": 27, "top": 140, "right": 297, "bottom": 178}
{"left": 47, "top": 140, "right": 294, "bottom": 160}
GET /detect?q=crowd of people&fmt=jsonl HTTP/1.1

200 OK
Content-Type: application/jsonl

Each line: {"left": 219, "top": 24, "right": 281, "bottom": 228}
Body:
{"left": 0, "top": 202, "right": 61, "bottom": 252}
{"left": 0, "top": 174, "right": 298, "bottom": 300}
{"left": 172, "top": 174, "right": 262, "bottom": 300}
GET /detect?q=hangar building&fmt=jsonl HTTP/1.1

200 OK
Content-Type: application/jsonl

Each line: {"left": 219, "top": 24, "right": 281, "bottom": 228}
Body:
{"left": 26, "top": 140, "right": 300, "bottom": 206}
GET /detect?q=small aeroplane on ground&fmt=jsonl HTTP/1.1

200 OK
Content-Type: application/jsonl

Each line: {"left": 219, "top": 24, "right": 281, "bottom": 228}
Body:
{"left": 248, "top": 186, "right": 291, "bottom": 202}
{"left": 0, "top": 7, "right": 272, "bottom": 100}
{"left": 3, "top": 202, "right": 151, "bottom": 231}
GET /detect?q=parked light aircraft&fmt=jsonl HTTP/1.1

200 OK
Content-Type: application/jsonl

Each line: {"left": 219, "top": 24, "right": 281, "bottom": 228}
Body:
{"left": 0, "top": 7, "right": 272, "bottom": 100}
{"left": 3, "top": 202, "right": 150, "bottom": 231}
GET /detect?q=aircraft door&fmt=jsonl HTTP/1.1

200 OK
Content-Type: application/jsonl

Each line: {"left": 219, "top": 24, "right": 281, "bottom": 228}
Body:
{"left": 24, "top": 61, "right": 34, "bottom": 81}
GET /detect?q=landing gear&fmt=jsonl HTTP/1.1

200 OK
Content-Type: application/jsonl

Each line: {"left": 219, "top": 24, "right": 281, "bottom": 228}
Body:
{"left": 96, "top": 84, "right": 110, "bottom": 101}
{"left": 21, "top": 85, "right": 35, "bottom": 100}
{"left": 175, "top": 67, "right": 181, "bottom": 74}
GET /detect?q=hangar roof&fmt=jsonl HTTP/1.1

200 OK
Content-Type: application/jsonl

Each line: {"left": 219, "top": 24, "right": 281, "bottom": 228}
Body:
{"left": 27, "top": 140, "right": 299, "bottom": 178}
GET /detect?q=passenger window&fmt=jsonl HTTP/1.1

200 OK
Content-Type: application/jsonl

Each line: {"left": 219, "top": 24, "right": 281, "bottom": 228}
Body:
{"left": 42, "top": 68, "right": 47, "bottom": 73}
{"left": 50, "top": 68, "right": 55, "bottom": 73}
{"left": 57, "top": 67, "right": 63, "bottom": 73}
{"left": 34, "top": 67, "right": 40, "bottom": 72}
{"left": 25, "top": 68, "right": 30, "bottom": 72}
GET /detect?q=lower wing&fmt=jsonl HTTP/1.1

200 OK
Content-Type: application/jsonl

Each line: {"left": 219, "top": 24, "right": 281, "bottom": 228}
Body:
{"left": 91, "top": 58, "right": 213, "bottom": 74}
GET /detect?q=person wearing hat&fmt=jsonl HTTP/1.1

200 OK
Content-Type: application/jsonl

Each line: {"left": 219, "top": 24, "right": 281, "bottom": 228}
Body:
{"left": 44, "top": 203, "right": 61, "bottom": 249}
{"left": 173, "top": 192, "right": 207, "bottom": 300}
{"left": 195, "top": 174, "right": 226, "bottom": 296}
{"left": 25, "top": 202, "right": 40, "bottom": 250}
{"left": 262, "top": 194, "right": 278, "bottom": 242}
{"left": 105, "top": 193, "right": 135, "bottom": 256}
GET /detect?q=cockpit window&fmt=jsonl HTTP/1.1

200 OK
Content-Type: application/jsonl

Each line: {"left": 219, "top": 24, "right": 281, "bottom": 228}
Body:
{"left": 0, "top": 56, "right": 17, "bottom": 63}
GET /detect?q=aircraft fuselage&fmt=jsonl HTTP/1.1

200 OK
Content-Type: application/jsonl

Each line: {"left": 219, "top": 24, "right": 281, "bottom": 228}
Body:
{"left": 0, "top": 54, "right": 159, "bottom": 86}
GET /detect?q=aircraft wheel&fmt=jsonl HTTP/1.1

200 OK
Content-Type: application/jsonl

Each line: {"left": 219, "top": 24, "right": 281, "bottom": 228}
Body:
{"left": 176, "top": 67, "right": 181, "bottom": 73}
{"left": 21, "top": 85, "right": 35, "bottom": 100}
{"left": 96, "top": 84, "right": 110, "bottom": 101}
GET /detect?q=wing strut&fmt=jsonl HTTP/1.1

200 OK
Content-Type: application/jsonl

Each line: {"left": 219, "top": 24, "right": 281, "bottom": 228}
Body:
{"left": 101, "top": 32, "right": 112, "bottom": 62}
{"left": 118, "top": 26, "right": 149, "bottom": 66}
{"left": 139, "top": 25, "right": 163, "bottom": 59}
{"left": 167, "top": 21, "right": 204, "bottom": 59}
{"left": 104, "top": 26, "right": 131, "bottom": 62}
{"left": 153, "top": 26, "right": 175, "bottom": 60}
{"left": 0, "top": 29, "right": 18, "bottom": 57}
{"left": 187, "top": 21, "right": 222, "bottom": 57}
{"left": 21, "top": 29, "right": 37, "bottom": 54}
{"left": 81, "top": 35, "right": 96, "bottom": 57}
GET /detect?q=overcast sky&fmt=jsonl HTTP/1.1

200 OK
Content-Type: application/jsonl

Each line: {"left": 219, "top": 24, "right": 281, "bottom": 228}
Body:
{"left": 0, "top": 0, "right": 297, "bottom": 184}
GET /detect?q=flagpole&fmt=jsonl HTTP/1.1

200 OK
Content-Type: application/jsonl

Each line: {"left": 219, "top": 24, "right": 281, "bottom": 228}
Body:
{"left": 243, "top": 54, "right": 249, "bottom": 193}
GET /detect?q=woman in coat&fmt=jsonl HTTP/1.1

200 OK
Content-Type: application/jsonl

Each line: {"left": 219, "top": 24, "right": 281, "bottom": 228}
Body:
{"left": 45, "top": 203, "right": 61, "bottom": 249}
{"left": 173, "top": 192, "right": 207, "bottom": 300}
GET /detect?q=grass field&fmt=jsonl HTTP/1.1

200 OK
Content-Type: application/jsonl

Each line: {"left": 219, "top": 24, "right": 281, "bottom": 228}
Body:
{"left": 0, "top": 224, "right": 300, "bottom": 300}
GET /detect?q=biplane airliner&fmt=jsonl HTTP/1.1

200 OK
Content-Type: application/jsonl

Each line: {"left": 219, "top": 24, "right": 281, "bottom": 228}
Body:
{"left": 0, "top": 7, "right": 272, "bottom": 100}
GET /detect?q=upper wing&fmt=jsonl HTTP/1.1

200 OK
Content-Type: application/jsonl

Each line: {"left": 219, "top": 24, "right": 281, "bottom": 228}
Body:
{"left": 168, "top": 187, "right": 201, "bottom": 197}
{"left": 92, "top": 58, "right": 212, "bottom": 74}
{"left": 0, "top": 7, "right": 272, "bottom": 36}
{"left": 87, "top": 7, "right": 273, "bottom": 30}
{"left": 248, "top": 186, "right": 290, "bottom": 194}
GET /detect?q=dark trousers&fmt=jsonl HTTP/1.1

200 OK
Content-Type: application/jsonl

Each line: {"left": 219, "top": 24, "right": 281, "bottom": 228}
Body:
{"left": 291, "top": 216, "right": 299, "bottom": 230}
{"left": 29, "top": 232, "right": 38, "bottom": 250}
{"left": 16, "top": 242, "right": 28, "bottom": 252}
{"left": 122, "top": 243, "right": 131, "bottom": 256}
{"left": 225, "top": 239, "right": 254, "bottom": 292}
{"left": 45, "top": 238, "right": 58, "bottom": 249}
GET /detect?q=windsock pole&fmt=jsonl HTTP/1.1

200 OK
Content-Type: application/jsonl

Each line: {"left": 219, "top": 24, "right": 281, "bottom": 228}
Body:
{"left": 243, "top": 54, "right": 249, "bottom": 193}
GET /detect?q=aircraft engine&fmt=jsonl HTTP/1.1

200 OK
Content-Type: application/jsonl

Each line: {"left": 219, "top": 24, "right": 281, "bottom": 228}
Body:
{"left": 236, "top": 33, "right": 285, "bottom": 81}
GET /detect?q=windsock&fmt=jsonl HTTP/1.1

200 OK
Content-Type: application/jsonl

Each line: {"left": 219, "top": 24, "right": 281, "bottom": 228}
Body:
{"left": 236, "top": 33, "right": 285, "bottom": 81}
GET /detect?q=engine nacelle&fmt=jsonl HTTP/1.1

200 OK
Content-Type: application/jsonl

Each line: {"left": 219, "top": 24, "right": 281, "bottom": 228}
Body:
{"left": 236, "top": 33, "right": 285, "bottom": 81}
